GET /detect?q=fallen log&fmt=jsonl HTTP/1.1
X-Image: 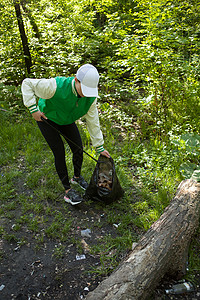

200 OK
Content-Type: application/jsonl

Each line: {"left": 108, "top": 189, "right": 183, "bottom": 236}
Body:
{"left": 86, "top": 179, "right": 200, "bottom": 300}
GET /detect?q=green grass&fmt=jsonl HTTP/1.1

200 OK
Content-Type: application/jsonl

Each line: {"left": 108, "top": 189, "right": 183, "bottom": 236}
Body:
{"left": 0, "top": 103, "right": 200, "bottom": 279}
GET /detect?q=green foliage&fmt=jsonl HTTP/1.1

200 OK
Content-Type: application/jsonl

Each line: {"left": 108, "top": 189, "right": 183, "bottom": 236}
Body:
{"left": 170, "top": 132, "right": 200, "bottom": 181}
{"left": 1, "top": 0, "right": 199, "bottom": 140}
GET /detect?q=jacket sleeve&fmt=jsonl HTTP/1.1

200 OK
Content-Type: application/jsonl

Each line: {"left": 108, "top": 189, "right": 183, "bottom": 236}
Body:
{"left": 21, "top": 78, "right": 57, "bottom": 114}
{"left": 84, "top": 99, "right": 105, "bottom": 153}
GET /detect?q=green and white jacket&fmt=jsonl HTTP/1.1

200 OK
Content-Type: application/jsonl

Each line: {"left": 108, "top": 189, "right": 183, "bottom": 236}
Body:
{"left": 21, "top": 76, "right": 104, "bottom": 154}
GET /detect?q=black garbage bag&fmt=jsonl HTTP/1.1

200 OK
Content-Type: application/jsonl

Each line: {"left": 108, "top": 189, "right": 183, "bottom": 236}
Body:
{"left": 85, "top": 155, "right": 124, "bottom": 204}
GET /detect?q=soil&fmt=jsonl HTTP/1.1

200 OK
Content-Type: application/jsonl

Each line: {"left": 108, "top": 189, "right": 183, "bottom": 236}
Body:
{"left": 1, "top": 190, "right": 200, "bottom": 300}
{"left": 1, "top": 191, "right": 130, "bottom": 300}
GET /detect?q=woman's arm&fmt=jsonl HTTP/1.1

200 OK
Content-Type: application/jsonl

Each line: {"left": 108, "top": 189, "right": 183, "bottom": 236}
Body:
{"left": 21, "top": 78, "right": 57, "bottom": 115}
{"left": 85, "top": 100, "right": 110, "bottom": 157}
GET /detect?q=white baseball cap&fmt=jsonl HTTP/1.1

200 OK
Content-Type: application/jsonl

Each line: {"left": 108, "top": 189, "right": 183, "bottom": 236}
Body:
{"left": 76, "top": 64, "right": 99, "bottom": 97}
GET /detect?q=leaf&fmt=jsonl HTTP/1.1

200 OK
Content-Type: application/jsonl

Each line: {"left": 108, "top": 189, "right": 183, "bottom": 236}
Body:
{"left": 179, "top": 161, "right": 197, "bottom": 179}
{"left": 180, "top": 133, "right": 200, "bottom": 148}
{"left": 191, "top": 170, "right": 200, "bottom": 182}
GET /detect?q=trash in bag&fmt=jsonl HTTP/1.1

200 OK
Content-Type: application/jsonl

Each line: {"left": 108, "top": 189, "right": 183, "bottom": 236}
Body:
{"left": 85, "top": 155, "right": 124, "bottom": 204}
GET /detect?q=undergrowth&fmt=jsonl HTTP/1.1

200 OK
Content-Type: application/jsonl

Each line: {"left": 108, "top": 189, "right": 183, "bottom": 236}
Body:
{"left": 0, "top": 87, "right": 200, "bottom": 281}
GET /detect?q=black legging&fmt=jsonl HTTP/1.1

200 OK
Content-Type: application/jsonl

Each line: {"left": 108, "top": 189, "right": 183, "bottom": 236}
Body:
{"left": 37, "top": 119, "right": 83, "bottom": 190}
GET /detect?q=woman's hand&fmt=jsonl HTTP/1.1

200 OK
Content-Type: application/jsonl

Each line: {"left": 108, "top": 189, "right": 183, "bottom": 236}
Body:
{"left": 100, "top": 150, "right": 110, "bottom": 158}
{"left": 32, "top": 111, "right": 47, "bottom": 121}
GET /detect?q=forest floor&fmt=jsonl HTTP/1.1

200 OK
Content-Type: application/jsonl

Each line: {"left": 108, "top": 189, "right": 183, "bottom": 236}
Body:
{"left": 1, "top": 199, "right": 200, "bottom": 300}
{"left": 1, "top": 172, "right": 200, "bottom": 300}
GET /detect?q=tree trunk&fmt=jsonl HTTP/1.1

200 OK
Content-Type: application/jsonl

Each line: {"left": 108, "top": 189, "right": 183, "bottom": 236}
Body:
{"left": 20, "top": 0, "right": 41, "bottom": 40}
{"left": 86, "top": 179, "right": 200, "bottom": 300}
{"left": 13, "top": 0, "right": 32, "bottom": 75}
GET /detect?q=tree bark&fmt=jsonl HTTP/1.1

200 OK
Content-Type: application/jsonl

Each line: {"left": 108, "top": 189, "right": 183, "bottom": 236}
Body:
{"left": 20, "top": 0, "right": 41, "bottom": 40}
{"left": 13, "top": 0, "right": 32, "bottom": 74}
{"left": 86, "top": 179, "right": 200, "bottom": 300}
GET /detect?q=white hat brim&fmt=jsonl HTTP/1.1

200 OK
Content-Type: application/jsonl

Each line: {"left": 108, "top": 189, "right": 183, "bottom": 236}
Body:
{"left": 81, "top": 83, "right": 99, "bottom": 98}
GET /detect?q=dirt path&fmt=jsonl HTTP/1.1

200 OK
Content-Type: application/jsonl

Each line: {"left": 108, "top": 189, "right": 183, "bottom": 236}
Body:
{"left": 0, "top": 199, "right": 125, "bottom": 300}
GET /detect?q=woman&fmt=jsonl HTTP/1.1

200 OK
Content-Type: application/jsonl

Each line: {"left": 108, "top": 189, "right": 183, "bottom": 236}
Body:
{"left": 22, "top": 64, "right": 110, "bottom": 205}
